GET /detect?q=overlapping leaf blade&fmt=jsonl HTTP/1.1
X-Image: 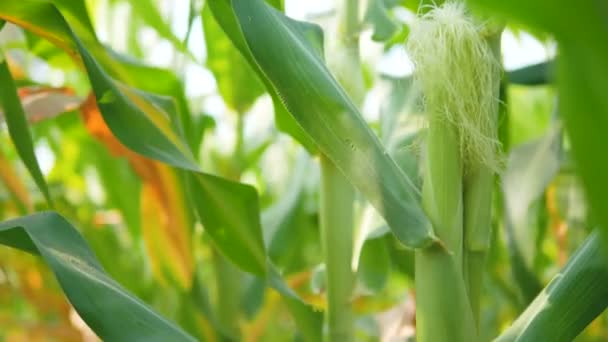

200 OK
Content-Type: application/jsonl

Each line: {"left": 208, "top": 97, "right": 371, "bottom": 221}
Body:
{"left": 202, "top": 3, "right": 264, "bottom": 113}
{"left": 189, "top": 173, "right": 267, "bottom": 276}
{"left": 0, "top": 212, "right": 195, "bottom": 342}
{"left": 0, "top": 0, "right": 269, "bottom": 278}
{"left": 262, "top": 152, "right": 315, "bottom": 269}
{"left": 503, "top": 123, "right": 562, "bottom": 263}
{"left": 3, "top": 1, "right": 346, "bottom": 338}
{"left": 470, "top": 0, "right": 608, "bottom": 246}
{"left": 496, "top": 231, "right": 608, "bottom": 341}
{"left": 189, "top": 173, "right": 322, "bottom": 338}
{"left": 104, "top": 50, "right": 198, "bottom": 151}
{"left": 224, "top": 0, "right": 435, "bottom": 248}
{"left": 0, "top": 1, "right": 199, "bottom": 171}
{"left": 0, "top": 54, "right": 53, "bottom": 206}
{"left": 469, "top": 0, "right": 608, "bottom": 338}
{"left": 267, "top": 265, "right": 323, "bottom": 342}
{"left": 207, "top": 0, "right": 316, "bottom": 152}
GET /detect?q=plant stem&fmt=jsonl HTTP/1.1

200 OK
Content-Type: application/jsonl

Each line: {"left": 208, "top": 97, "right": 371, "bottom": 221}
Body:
{"left": 416, "top": 118, "right": 476, "bottom": 342}
{"left": 320, "top": 154, "right": 355, "bottom": 342}
{"left": 213, "top": 250, "right": 242, "bottom": 339}
{"left": 319, "top": 1, "right": 362, "bottom": 341}
{"left": 332, "top": 0, "right": 365, "bottom": 104}
{"left": 213, "top": 112, "right": 247, "bottom": 339}
{"left": 463, "top": 30, "right": 503, "bottom": 325}
{"left": 235, "top": 113, "right": 245, "bottom": 161}
{"left": 340, "top": 0, "right": 359, "bottom": 47}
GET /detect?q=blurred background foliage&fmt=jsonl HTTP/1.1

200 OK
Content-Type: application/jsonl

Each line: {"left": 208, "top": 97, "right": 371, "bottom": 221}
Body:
{"left": 0, "top": 0, "right": 604, "bottom": 341}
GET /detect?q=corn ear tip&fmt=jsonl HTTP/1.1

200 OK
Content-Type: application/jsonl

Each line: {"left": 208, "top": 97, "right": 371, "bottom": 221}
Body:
{"left": 406, "top": 1, "right": 503, "bottom": 174}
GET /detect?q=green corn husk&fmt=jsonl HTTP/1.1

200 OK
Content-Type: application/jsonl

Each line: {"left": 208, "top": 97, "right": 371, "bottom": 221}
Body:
{"left": 407, "top": 2, "right": 502, "bottom": 340}
{"left": 416, "top": 118, "right": 476, "bottom": 342}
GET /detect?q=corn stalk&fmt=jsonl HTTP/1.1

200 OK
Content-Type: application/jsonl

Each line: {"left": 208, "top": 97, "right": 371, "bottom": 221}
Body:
{"left": 320, "top": 154, "right": 355, "bottom": 341}
{"left": 320, "top": 0, "right": 366, "bottom": 340}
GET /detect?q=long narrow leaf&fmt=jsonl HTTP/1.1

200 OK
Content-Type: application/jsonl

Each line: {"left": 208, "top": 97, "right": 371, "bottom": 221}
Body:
{"left": 189, "top": 173, "right": 267, "bottom": 276}
{"left": 207, "top": 0, "right": 316, "bottom": 153}
{"left": 0, "top": 52, "right": 53, "bottom": 206}
{"left": 470, "top": 0, "right": 608, "bottom": 249}
{"left": 202, "top": 3, "right": 264, "bottom": 113}
{"left": 0, "top": 2, "right": 324, "bottom": 337}
{"left": 503, "top": 124, "right": 562, "bottom": 262}
{"left": 0, "top": 212, "right": 195, "bottom": 342}
{"left": 0, "top": 0, "right": 268, "bottom": 278}
{"left": 223, "top": 0, "right": 436, "bottom": 248}
{"left": 189, "top": 174, "right": 322, "bottom": 338}
{"left": 0, "top": 1, "right": 199, "bottom": 171}
{"left": 268, "top": 265, "right": 323, "bottom": 342}
{"left": 496, "top": 231, "right": 608, "bottom": 341}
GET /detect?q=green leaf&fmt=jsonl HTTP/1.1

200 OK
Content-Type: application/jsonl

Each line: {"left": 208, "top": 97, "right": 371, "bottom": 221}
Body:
{"left": 0, "top": 212, "right": 195, "bottom": 341}
{"left": 227, "top": 0, "right": 436, "bottom": 248}
{"left": 262, "top": 152, "right": 314, "bottom": 269}
{"left": 469, "top": 0, "right": 608, "bottom": 248}
{"left": 192, "top": 155, "right": 323, "bottom": 341}
{"left": 364, "top": 0, "right": 399, "bottom": 42}
{"left": 503, "top": 123, "right": 562, "bottom": 261}
{"left": 2, "top": 2, "right": 329, "bottom": 337}
{"left": 189, "top": 173, "right": 267, "bottom": 276}
{"left": 35, "top": 1, "right": 196, "bottom": 146}
{"left": 558, "top": 41, "right": 608, "bottom": 240}
{"left": 0, "top": 1, "right": 199, "bottom": 171}
{"left": 202, "top": 3, "right": 264, "bottom": 113}
{"left": 0, "top": 52, "right": 53, "bottom": 206}
{"left": 207, "top": 0, "right": 317, "bottom": 153}
{"left": 79, "top": 51, "right": 200, "bottom": 171}
{"left": 266, "top": 0, "right": 284, "bottom": 10}
{"left": 377, "top": 76, "right": 423, "bottom": 184}
{"left": 501, "top": 120, "right": 562, "bottom": 305}
{"left": 131, "top": 0, "right": 193, "bottom": 57}
{"left": 387, "top": 235, "right": 415, "bottom": 278}
{"left": 50, "top": 0, "right": 99, "bottom": 46}
{"left": 496, "top": 231, "right": 608, "bottom": 341}
{"left": 268, "top": 265, "right": 323, "bottom": 342}
{"left": 507, "top": 60, "right": 555, "bottom": 86}
{"left": 357, "top": 237, "right": 390, "bottom": 293}
{"left": 0, "top": 0, "right": 268, "bottom": 278}
{"left": 104, "top": 49, "right": 198, "bottom": 151}
{"left": 503, "top": 224, "right": 543, "bottom": 305}
{"left": 352, "top": 204, "right": 390, "bottom": 284}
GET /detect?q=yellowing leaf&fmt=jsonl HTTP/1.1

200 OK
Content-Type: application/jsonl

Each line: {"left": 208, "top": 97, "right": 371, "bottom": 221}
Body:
{"left": 80, "top": 95, "right": 194, "bottom": 289}
{"left": 141, "top": 183, "right": 192, "bottom": 289}
{"left": 0, "top": 148, "right": 32, "bottom": 213}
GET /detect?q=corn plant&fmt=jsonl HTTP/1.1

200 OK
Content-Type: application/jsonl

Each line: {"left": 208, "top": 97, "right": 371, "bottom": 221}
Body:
{"left": 0, "top": 0, "right": 607, "bottom": 341}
